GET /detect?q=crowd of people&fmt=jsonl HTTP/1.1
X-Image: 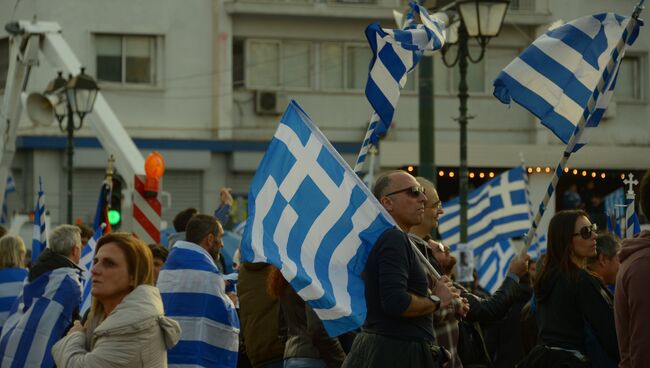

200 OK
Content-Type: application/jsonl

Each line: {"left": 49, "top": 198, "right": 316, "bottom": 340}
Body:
{"left": 0, "top": 170, "right": 648, "bottom": 367}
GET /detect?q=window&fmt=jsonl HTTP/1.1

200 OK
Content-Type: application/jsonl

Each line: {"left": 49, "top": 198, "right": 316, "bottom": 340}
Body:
{"left": 617, "top": 56, "right": 643, "bottom": 101}
{"left": 95, "top": 34, "right": 158, "bottom": 85}
{"left": 432, "top": 47, "right": 519, "bottom": 95}
{"left": 320, "top": 43, "right": 344, "bottom": 90}
{"left": 246, "top": 40, "right": 312, "bottom": 89}
{"left": 346, "top": 44, "right": 371, "bottom": 90}
{"left": 283, "top": 41, "right": 311, "bottom": 88}
{"left": 244, "top": 39, "right": 416, "bottom": 92}
{"left": 0, "top": 38, "right": 8, "bottom": 91}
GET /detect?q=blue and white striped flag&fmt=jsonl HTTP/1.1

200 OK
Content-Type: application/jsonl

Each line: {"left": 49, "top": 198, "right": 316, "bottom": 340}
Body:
{"left": 438, "top": 167, "right": 531, "bottom": 293}
{"left": 158, "top": 240, "right": 240, "bottom": 367}
{"left": 625, "top": 198, "right": 641, "bottom": 238}
{"left": 0, "top": 268, "right": 82, "bottom": 368}
{"left": 32, "top": 177, "right": 47, "bottom": 264}
{"left": 494, "top": 13, "right": 641, "bottom": 152}
{"left": 0, "top": 268, "right": 28, "bottom": 329}
{"left": 79, "top": 226, "right": 104, "bottom": 316}
{"left": 241, "top": 100, "right": 395, "bottom": 337}
{"left": 1, "top": 175, "right": 16, "bottom": 225}
{"left": 364, "top": 2, "right": 445, "bottom": 144}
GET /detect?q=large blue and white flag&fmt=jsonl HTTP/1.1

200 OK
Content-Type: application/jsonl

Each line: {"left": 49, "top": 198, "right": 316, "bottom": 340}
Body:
{"left": 32, "top": 177, "right": 47, "bottom": 264}
{"left": 241, "top": 100, "right": 395, "bottom": 337}
{"left": 1, "top": 175, "right": 16, "bottom": 225}
{"left": 365, "top": 2, "right": 445, "bottom": 143}
{"left": 494, "top": 13, "right": 641, "bottom": 152}
{"left": 79, "top": 226, "right": 104, "bottom": 316}
{"left": 158, "top": 240, "right": 240, "bottom": 367}
{"left": 0, "top": 268, "right": 82, "bottom": 368}
{"left": 0, "top": 267, "right": 28, "bottom": 329}
{"left": 438, "top": 167, "right": 531, "bottom": 293}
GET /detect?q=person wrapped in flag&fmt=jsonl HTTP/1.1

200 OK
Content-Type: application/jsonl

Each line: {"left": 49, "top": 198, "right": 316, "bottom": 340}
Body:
{"left": 0, "top": 225, "right": 84, "bottom": 368}
{"left": 52, "top": 233, "right": 181, "bottom": 367}
{"left": 158, "top": 214, "right": 240, "bottom": 367}
{"left": 0, "top": 235, "right": 28, "bottom": 330}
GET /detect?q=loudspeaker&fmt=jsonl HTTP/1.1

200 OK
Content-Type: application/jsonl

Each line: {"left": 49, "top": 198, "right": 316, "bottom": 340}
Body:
{"left": 26, "top": 92, "right": 60, "bottom": 126}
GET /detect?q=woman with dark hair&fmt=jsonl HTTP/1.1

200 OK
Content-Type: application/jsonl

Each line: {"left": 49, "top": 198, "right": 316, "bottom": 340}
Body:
{"left": 52, "top": 233, "right": 181, "bottom": 367}
{"left": 519, "top": 210, "right": 619, "bottom": 367}
{"left": 267, "top": 266, "right": 346, "bottom": 368}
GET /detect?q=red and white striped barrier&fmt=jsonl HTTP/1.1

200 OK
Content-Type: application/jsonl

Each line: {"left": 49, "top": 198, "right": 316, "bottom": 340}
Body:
{"left": 133, "top": 175, "right": 161, "bottom": 244}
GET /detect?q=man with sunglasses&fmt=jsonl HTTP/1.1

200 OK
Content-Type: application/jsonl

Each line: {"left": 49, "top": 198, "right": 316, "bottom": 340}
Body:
{"left": 615, "top": 170, "right": 650, "bottom": 368}
{"left": 343, "top": 171, "right": 456, "bottom": 368}
{"left": 408, "top": 177, "right": 532, "bottom": 368}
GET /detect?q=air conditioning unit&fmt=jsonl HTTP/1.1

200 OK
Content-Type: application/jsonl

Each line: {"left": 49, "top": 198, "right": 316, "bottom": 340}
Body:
{"left": 255, "top": 90, "right": 286, "bottom": 115}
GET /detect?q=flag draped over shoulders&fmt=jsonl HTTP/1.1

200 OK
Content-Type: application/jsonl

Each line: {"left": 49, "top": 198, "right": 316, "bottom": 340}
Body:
{"left": 0, "top": 268, "right": 27, "bottom": 329}
{"left": 157, "top": 240, "right": 240, "bottom": 368}
{"left": 0, "top": 267, "right": 82, "bottom": 368}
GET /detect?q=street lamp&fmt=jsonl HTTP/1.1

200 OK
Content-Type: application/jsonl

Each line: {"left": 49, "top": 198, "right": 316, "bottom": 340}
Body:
{"left": 45, "top": 68, "right": 99, "bottom": 223}
{"left": 440, "top": 0, "right": 508, "bottom": 244}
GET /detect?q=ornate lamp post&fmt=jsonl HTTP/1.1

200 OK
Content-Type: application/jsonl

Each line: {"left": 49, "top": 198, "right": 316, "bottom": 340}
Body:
{"left": 441, "top": 0, "right": 509, "bottom": 243}
{"left": 45, "top": 68, "right": 99, "bottom": 223}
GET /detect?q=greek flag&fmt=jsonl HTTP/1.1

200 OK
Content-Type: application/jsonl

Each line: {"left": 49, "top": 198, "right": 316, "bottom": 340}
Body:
{"left": 625, "top": 198, "right": 641, "bottom": 238}
{"left": 79, "top": 226, "right": 104, "bottom": 316}
{"left": 32, "top": 177, "right": 47, "bottom": 264}
{"left": 0, "top": 268, "right": 28, "bottom": 329}
{"left": 365, "top": 2, "right": 445, "bottom": 143}
{"left": 241, "top": 100, "right": 395, "bottom": 337}
{"left": 158, "top": 240, "right": 240, "bottom": 367}
{"left": 493, "top": 13, "right": 641, "bottom": 152}
{"left": 1, "top": 175, "right": 16, "bottom": 225}
{"left": 438, "top": 167, "right": 531, "bottom": 292}
{"left": 0, "top": 268, "right": 82, "bottom": 368}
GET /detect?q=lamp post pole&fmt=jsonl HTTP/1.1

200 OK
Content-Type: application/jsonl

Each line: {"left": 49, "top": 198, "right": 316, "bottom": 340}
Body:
{"left": 457, "top": 23, "right": 469, "bottom": 244}
{"left": 65, "top": 100, "right": 75, "bottom": 224}
{"left": 419, "top": 54, "right": 436, "bottom": 184}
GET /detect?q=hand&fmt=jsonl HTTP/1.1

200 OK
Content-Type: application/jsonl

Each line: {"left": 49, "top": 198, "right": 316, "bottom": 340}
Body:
{"left": 220, "top": 187, "right": 234, "bottom": 206}
{"left": 68, "top": 320, "right": 86, "bottom": 335}
{"left": 433, "top": 277, "right": 455, "bottom": 309}
{"left": 508, "top": 254, "right": 531, "bottom": 277}
{"left": 456, "top": 297, "right": 470, "bottom": 318}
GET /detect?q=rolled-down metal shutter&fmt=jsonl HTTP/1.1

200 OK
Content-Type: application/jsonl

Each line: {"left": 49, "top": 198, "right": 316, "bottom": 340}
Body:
{"left": 68, "top": 169, "right": 202, "bottom": 228}
{"left": 71, "top": 169, "right": 107, "bottom": 225}
{"left": 161, "top": 170, "right": 203, "bottom": 226}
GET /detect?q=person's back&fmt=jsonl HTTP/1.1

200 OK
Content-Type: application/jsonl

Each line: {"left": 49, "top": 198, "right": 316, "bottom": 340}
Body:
{"left": 158, "top": 214, "right": 240, "bottom": 367}
{"left": 615, "top": 230, "right": 650, "bottom": 367}
{"left": 615, "top": 169, "right": 650, "bottom": 368}
{"left": 237, "top": 262, "right": 284, "bottom": 368}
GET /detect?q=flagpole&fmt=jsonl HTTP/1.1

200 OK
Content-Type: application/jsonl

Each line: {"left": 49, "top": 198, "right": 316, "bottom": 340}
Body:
{"left": 520, "top": 2, "right": 645, "bottom": 257}
{"left": 354, "top": 113, "right": 381, "bottom": 175}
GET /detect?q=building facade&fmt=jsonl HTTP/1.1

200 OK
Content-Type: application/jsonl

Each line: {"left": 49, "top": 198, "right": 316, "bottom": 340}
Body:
{"left": 0, "top": 0, "right": 648, "bottom": 235}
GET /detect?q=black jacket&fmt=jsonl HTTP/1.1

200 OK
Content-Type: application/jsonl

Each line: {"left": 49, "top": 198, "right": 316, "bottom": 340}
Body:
{"left": 29, "top": 248, "right": 83, "bottom": 282}
{"left": 463, "top": 275, "right": 530, "bottom": 324}
{"left": 535, "top": 268, "right": 619, "bottom": 361}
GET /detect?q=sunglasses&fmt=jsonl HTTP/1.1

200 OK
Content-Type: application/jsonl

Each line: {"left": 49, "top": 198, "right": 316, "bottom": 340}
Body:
{"left": 426, "top": 200, "right": 442, "bottom": 210}
{"left": 573, "top": 223, "right": 597, "bottom": 240}
{"left": 385, "top": 186, "right": 426, "bottom": 198}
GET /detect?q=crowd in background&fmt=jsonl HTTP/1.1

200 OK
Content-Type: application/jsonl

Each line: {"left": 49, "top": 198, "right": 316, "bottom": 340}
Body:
{"left": 0, "top": 168, "right": 648, "bottom": 367}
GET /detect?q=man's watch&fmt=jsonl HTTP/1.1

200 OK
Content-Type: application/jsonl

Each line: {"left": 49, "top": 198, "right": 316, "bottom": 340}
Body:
{"left": 429, "top": 294, "right": 441, "bottom": 309}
